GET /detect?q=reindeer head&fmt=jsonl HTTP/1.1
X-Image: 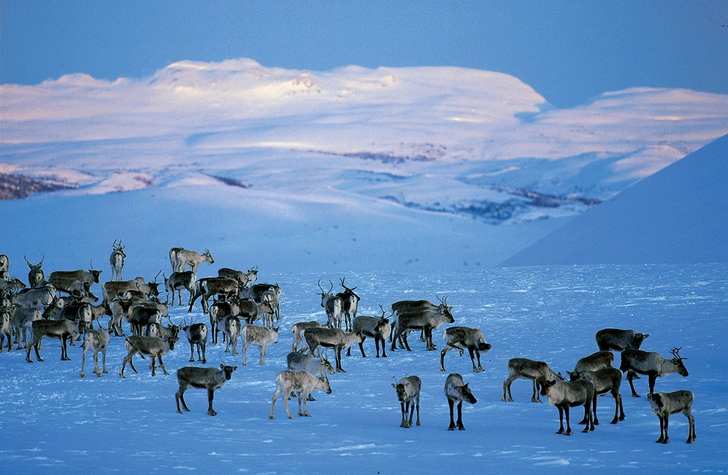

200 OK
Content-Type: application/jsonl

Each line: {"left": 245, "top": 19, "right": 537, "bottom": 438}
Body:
{"left": 220, "top": 363, "right": 238, "bottom": 380}
{"left": 204, "top": 249, "right": 214, "bottom": 263}
{"left": 670, "top": 347, "right": 689, "bottom": 377}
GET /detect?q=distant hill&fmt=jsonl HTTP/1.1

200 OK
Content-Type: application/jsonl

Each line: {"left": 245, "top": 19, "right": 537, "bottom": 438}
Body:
{"left": 500, "top": 134, "right": 728, "bottom": 266}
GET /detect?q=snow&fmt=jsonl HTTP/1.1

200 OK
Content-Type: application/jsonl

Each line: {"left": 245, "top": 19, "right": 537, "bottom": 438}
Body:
{"left": 501, "top": 134, "right": 728, "bottom": 266}
{"left": 1, "top": 265, "right": 726, "bottom": 473}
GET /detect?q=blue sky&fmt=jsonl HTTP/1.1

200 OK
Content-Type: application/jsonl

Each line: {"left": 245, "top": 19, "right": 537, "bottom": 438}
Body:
{"left": 1, "top": 1, "right": 727, "bottom": 108}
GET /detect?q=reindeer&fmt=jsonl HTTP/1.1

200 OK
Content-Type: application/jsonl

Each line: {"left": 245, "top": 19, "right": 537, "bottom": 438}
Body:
{"left": 269, "top": 370, "right": 332, "bottom": 420}
{"left": 647, "top": 390, "right": 696, "bottom": 444}
{"left": 240, "top": 283, "right": 282, "bottom": 321}
{"left": 128, "top": 305, "right": 162, "bottom": 336}
{"left": 0, "top": 304, "right": 14, "bottom": 351}
{"left": 188, "top": 277, "right": 240, "bottom": 314}
{"left": 237, "top": 297, "right": 276, "bottom": 326}
{"left": 347, "top": 308, "right": 391, "bottom": 358}
{"left": 11, "top": 306, "right": 42, "bottom": 350}
{"left": 169, "top": 247, "right": 214, "bottom": 273}
{"left": 218, "top": 267, "right": 258, "bottom": 288}
{"left": 0, "top": 254, "right": 7, "bottom": 280}
{"left": 102, "top": 277, "right": 160, "bottom": 304}
{"left": 119, "top": 334, "right": 178, "bottom": 377}
{"left": 109, "top": 239, "right": 126, "bottom": 281}
{"left": 445, "top": 373, "right": 477, "bottom": 431}
{"left": 221, "top": 315, "right": 241, "bottom": 355}
{"left": 568, "top": 368, "right": 625, "bottom": 425}
{"left": 24, "top": 255, "right": 45, "bottom": 288}
{"left": 287, "top": 350, "right": 336, "bottom": 401}
{"left": 595, "top": 328, "right": 649, "bottom": 351}
{"left": 26, "top": 319, "right": 79, "bottom": 362}
{"left": 440, "top": 326, "right": 492, "bottom": 373}
{"left": 182, "top": 322, "right": 208, "bottom": 363}
{"left": 164, "top": 271, "right": 196, "bottom": 306}
{"left": 80, "top": 327, "right": 110, "bottom": 378}
{"left": 336, "top": 278, "right": 360, "bottom": 332}
{"left": 48, "top": 265, "right": 102, "bottom": 300}
{"left": 303, "top": 327, "right": 363, "bottom": 372}
{"left": 290, "top": 320, "right": 326, "bottom": 352}
{"left": 574, "top": 350, "right": 614, "bottom": 373}
{"left": 390, "top": 296, "right": 454, "bottom": 352}
{"left": 502, "top": 358, "right": 561, "bottom": 403}
{"left": 392, "top": 375, "right": 421, "bottom": 428}
{"left": 540, "top": 376, "right": 596, "bottom": 435}
{"left": 175, "top": 364, "right": 238, "bottom": 416}
{"left": 318, "top": 280, "right": 343, "bottom": 329}
{"left": 620, "top": 347, "right": 689, "bottom": 397}
{"left": 240, "top": 325, "right": 278, "bottom": 366}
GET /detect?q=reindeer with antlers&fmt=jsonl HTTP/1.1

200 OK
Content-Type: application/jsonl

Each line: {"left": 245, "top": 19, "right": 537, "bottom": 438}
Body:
{"left": 620, "top": 347, "right": 689, "bottom": 397}
{"left": 318, "top": 280, "right": 343, "bottom": 329}
{"left": 110, "top": 240, "right": 126, "bottom": 282}
{"left": 24, "top": 255, "right": 45, "bottom": 288}
{"left": 336, "top": 277, "right": 360, "bottom": 332}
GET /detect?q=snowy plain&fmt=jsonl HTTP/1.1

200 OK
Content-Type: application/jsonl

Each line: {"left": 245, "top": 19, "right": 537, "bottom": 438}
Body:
{"left": 2, "top": 59, "right": 728, "bottom": 473}
{"left": 0, "top": 264, "right": 726, "bottom": 474}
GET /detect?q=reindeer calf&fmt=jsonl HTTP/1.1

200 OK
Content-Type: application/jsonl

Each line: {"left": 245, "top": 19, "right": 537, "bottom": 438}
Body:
{"left": 175, "top": 364, "right": 237, "bottom": 416}
{"left": 183, "top": 323, "right": 208, "bottom": 363}
{"left": 440, "top": 326, "right": 491, "bottom": 373}
{"left": 241, "top": 325, "right": 279, "bottom": 366}
{"left": 286, "top": 350, "right": 335, "bottom": 401}
{"left": 269, "top": 370, "right": 332, "bottom": 420}
{"left": 304, "top": 327, "right": 363, "bottom": 372}
{"left": 393, "top": 375, "right": 421, "bottom": 428}
{"left": 222, "top": 315, "right": 241, "bottom": 355}
{"left": 348, "top": 313, "right": 391, "bottom": 358}
{"left": 647, "top": 390, "right": 696, "bottom": 444}
{"left": 445, "top": 373, "right": 477, "bottom": 431}
{"left": 80, "top": 328, "right": 110, "bottom": 378}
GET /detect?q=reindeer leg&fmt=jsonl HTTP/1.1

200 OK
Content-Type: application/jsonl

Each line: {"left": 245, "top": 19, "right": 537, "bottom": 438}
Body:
{"left": 415, "top": 397, "right": 420, "bottom": 426}
{"left": 207, "top": 387, "right": 217, "bottom": 416}
{"left": 456, "top": 401, "right": 466, "bottom": 430}
{"left": 335, "top": 347, "right": 345, "bottom": 372}
{"left": 400, "top": 401, "right": 408, "bottom": 428}
{"left": 564, "top": 406, "right": 573, "bottom": 435}
{"left": 447, "top": 399, "right": 456, "bottom": 431}
{"left": 439, "top": 345, "right": 451, "bottom": 372}
{"left": 627, "top": 371, "right": 641, "bottom": 397}
{"left": 556, "top": 406, "right": 565, "bottom": 434}
{"left": 469, "top": 348, "right": 482, "bottom": 373}
{"left": 158, "top": 354, "right": 169, "bottom": 375}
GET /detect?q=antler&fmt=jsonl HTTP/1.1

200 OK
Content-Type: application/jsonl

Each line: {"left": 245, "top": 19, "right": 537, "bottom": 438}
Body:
{"left": 671, "top": 347, "right": 685, "bottom": 360}
{"left": 340, "top": 277, "right": 357, "bottom": 292}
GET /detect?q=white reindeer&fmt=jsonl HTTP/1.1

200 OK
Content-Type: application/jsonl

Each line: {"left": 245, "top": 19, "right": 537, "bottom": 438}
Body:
{"left": 240, "top": 325, "right": 279, "bottom": 366}
{"left": 269, "top": 370, "right": 332, "bottom": 420}
{"left": 80, "top": 327, "right": 110, "bottom": 378}
{"left": 647, "top": 390, "right": 696, "bottom": 444}
{"left": 318, "top": 280, "right": 343, "bottom": 329}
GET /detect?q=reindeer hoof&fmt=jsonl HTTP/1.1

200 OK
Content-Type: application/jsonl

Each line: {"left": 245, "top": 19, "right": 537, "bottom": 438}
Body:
{"left": 80, "top": 373, "right": 86, "bottom": 378}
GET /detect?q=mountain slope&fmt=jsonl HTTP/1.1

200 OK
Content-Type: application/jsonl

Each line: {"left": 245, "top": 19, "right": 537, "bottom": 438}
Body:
{"left": 500, "top": 134, "right": 728, "bottom": 266}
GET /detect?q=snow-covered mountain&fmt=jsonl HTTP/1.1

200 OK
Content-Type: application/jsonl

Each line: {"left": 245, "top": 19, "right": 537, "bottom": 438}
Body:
{"left": 2, "top": 59, "right": 728, "bottom": 269}
{"left": 501, "top": 134, "right": 728, "bottom": 266}
{"left": 2, "top": 59, "right": 728, "bottom": 221}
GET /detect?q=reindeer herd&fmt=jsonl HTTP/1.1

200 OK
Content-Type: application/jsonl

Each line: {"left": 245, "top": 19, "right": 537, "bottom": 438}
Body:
{"left": 0, "top": 246, "right": 698, "bottom": 444}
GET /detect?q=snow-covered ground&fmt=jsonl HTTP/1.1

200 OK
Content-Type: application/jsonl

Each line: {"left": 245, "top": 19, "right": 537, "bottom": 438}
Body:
{"left": 1, "top": 264, "right": 726, "bottom": 474}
